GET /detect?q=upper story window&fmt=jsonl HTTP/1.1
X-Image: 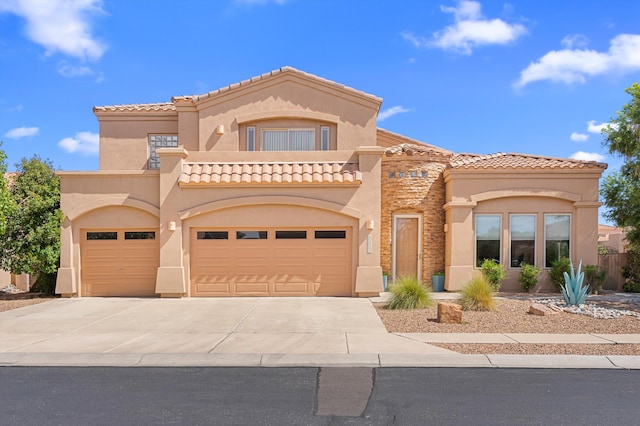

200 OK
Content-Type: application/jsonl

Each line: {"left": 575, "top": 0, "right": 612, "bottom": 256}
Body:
{"left": 244, "top": 122, "right": 332, "bottom": 151}
{"left": 149, "top": 135, "right": 178, "bottom": 169}
{"left": 263, "top": 129, "right": 315, "bottom": 151}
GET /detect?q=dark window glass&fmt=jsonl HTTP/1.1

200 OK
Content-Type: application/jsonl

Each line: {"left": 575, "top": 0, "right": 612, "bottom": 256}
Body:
{"left": 545, "top": 215, "right": 571, "bottom": 267}
{"left": 276, "top": 230, "right": 307, "bottom": 239}
{"left": 86, "top": 232, "right": 117, "bottom": 240}
{"left": 125, "top": 231, "right": 156, "bottom": 240}
{"left": 476, "top": 215, "right": 501, "bottom": 267}
{"left": 197, "top": 231, "right": 229, "bottom": 240}
{"left": 315, "top": 230, "right": 346, "bottom": 239}
{"left": 236, "top": 231, "right": 268, "bottom": 240}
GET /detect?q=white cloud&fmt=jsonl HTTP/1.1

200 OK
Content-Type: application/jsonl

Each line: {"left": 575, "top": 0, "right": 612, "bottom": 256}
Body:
{"left": 4, "top": 126, "right": 39, "bottom": 138}
{"left": 58, "top": 131, "right": 99, "bottom": 155}
{"left": 570, "top": 132, "right": 589, "bottom": 142}
{"left": 0, "top": 0, "right": 106, "bottom": 60}
{"left": 403, "top": 1, "right": 526, "bottom": 54}
{"left": 561, "top": 34, "right": 589, "bottom": 49}
{"left": 7, "top": 104, "right": 23, "bottom": 112}
{"left": 57, "top": 62, "right": 95, "bottom": 77}
{"left": 570, "top": 151, "right": 606, "bottom": 162}
{"left": 515, "top": 34, "right": 640, "bottom": 87}
{"left": 377, "top": 106, "right": 411, "bottom": 122}
{"left": 587, "top": 120, "right": 609, "bottom": 133}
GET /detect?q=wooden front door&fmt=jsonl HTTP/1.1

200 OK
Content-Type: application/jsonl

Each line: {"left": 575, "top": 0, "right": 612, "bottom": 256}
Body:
{"left": 393, "top": 215, "right": 422, "bottom": 280}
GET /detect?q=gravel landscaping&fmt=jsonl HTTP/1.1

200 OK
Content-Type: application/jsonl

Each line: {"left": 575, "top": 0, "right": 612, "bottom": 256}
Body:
{"left": 374, "top": 294, "right": 640, "bottom": 355}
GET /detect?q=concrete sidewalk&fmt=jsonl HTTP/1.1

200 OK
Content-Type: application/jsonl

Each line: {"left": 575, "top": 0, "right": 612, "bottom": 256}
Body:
{"left": 0, "top": 297, "right": 638, "bottom": 369}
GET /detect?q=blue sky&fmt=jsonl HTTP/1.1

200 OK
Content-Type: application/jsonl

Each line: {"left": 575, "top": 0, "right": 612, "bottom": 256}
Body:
{"left": 1, "top": 0, "right": 639, "bottom": 183}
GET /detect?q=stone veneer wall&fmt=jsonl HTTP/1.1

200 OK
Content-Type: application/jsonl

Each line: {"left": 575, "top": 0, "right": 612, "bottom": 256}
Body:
{"left": 381, "top": 156, "right": 447, "bottom": 285}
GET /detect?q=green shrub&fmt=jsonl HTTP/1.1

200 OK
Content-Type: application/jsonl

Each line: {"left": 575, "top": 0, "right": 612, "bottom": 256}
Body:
{"left": 480, "top": 259, "right": 506, "bottom": 291}
{"left": 518, "top": 263, "right": 540, "bottom": 292}
{"left": 583, "top": 264, "right": 606, "bottom": 294}
{"left": 549, "top": 258, "right": 571, "bottom": 291}
{"left": 386, "top": 276, "right": 433, "bottom": 310}
{"left": 30, "top": 272, "right": 57, "bottom": 295}
{"left": 459, "top": 276, "right": 496, "bottom": 311}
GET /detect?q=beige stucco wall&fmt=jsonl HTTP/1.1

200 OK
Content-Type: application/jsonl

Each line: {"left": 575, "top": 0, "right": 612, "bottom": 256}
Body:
{"left": 444, "top": 169, "right": 603, "bottom": 291}
{"left": 56, "top": 70, "right": 385, "bottom": 297}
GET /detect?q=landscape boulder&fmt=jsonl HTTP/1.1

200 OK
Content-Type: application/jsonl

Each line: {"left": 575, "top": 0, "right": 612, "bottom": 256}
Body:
{"left": 437, "top": 302, "right": 462, "bottom": 324}
{"left": 529, "top": 303, "right": 559, "bottom": 316}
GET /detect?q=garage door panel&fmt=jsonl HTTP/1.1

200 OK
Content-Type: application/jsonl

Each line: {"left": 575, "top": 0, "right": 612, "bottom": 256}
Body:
{"left": 81, "top": 229, "right": 159, "bottom": 297}
{"left": 191, "top": 227, "right": 351, "bottom": 297}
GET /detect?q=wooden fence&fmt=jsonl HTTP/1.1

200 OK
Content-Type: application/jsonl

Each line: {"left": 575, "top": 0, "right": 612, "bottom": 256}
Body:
{"left": 598, "top": 253, "right": 628, "bottom": 291}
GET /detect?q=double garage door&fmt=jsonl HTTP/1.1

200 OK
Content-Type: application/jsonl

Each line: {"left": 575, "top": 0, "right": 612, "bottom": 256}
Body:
{"left": 190, "top": 227, "right": 352, "bottom": 297}
{"left": 80, "top": 227, "right": 352, "bottom": 297}
{"left": 81, "top": 230, "right": 159, "bottom": 297}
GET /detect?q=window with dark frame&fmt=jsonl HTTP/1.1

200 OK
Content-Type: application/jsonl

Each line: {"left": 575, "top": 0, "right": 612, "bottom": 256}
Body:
{"left": 197, "top": 231, "right": 229, "bottom": 240}
{"left": 276, "top": 230, "right": 307, "bottom": 239}
{"left": 315, "top": 230, "right": 346, "bottom": 239}
{"left": 236, "top": 231, "right": 268, "bottom": 240}
{"left": 86, "top": 231, "right": 118, "bottom": 240}
{"left": 124, "top": 231, "right": 156, "bottom": 240}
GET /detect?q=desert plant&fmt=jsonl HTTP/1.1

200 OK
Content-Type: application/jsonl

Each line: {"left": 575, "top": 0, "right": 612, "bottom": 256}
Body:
{"left": 480, "top": 259, "right": 506, "bottom": 291}
{"left": 549, "top": 257, "right": 571, "bottom": 291}
{"left": 561, "top": 260, "right": 589, "bottom": 306}
{"left": 459, "top": 276, "right": 496, "bottom": 311}
{"left": 518, "top": 263, "right": 540, "bottom": 292}
{"left": 386, "top": 275, "right": 433, "bottom": 310}
{"left": 583, "top": 264, "right": 606, "bottom": 295}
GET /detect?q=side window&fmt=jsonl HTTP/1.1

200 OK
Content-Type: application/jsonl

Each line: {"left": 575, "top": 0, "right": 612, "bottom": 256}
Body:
{"left": 247, "top": 127, "right": 256, "bottom": 151}
{"left": 545, "top": 214, "right": 570, "bottom": 267}
{"left": 149, "top": 135, "right": 178, "bottom": 169}
{"left": 475, "top": 215, "right": 501, "bottom": 267}
{"left": 321, "top": 126, "right": 330, "bottom": 151}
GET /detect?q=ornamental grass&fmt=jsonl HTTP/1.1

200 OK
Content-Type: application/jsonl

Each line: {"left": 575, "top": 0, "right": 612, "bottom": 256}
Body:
{"left": 386, "top": 275, "right": 433, "bottom": 310}
{"left": 459, "top": 276, "right": 496, "bottom": 311}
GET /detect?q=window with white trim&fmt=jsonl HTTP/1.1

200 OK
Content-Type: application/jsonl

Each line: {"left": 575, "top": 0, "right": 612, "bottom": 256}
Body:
{"left": 149, "top": 135, "right": 178, "bottom": 169}
{"left": 545, "top": 214, "right": 570, "bottom": 267}
{"left": 510, "top": 214, "right": 535, "bottom": 267}
{"left": 476, "top": 215, "right": 501, "bottom": 267}
{"left": 321, "top": 126, "right": 330, "bottom": 151}
{"left": 247, "top": 127, "right": 256, "bottom": 151}
{"left": 262, "top": 129, "right": 315, "bottom": 151}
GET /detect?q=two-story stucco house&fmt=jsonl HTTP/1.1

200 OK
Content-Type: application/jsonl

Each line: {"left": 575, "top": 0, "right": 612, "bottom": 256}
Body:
{"left": 55, "top": 67, "right": 606, "bottom": 298}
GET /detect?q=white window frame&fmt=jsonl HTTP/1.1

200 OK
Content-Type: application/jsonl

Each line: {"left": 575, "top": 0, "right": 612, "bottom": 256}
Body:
{"left": 544, "top": 213, "right": 571, "bottom": 268}
{"left": 475, "top": 214, "right": 502, "bottom": 268}
{"left": 247, "top": 126, "right": 256, "bottom": 151}
{"left": 321, "top": 126, "right": 330, "bottom": 151}
{"left": 509, "top": 214, "right": 536, "bottom": 268}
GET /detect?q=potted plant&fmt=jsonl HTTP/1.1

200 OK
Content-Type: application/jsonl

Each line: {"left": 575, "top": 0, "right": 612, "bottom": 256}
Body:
{"left": 382, "top": 272, "right": 389, "bottom": 291}
{"left": 432, "top": 271, "right": 445, "bottom": 292}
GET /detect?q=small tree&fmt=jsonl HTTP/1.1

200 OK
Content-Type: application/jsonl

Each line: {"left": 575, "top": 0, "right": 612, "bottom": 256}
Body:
{"left": 601, "top": 83, "right": 640, "bottom": 250}
{"left": 0, "top": 142, "right": 15, "bottom": 237}
{"left": 549, "top": 258, "right": 571, "bottom": 291}
{"left": 0, "top": 155, "right": 62, "bottom": 293}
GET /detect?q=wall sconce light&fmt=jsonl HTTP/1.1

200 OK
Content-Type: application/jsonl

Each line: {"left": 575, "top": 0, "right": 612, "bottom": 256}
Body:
{"left": 443, "top": 223, "right": 448, "bottom": 233}
{"left": 215, "top": 124, "right": 225, "bottom": 135}
{"left": 168, "top": 221, "right": 176, "bottom": 231}
{"left": 366, "top": 219, "right": 375, "bottom": 230}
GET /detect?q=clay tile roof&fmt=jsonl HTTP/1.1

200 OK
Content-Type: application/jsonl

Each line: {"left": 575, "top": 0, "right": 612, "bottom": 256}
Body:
{"left": 93, "top": 102, "right": 176, "bottom": 113}
{"left": 180, "top": 66, "right": 382, "bottom": 104}
{"left": 384, "top": 143, "right": 454, "bottom": 158}
{"left": 179, "top": 162, "right": 362, "bottom": 186}
{"left": 449, "top": 152, "right": 607, "bottom": 170}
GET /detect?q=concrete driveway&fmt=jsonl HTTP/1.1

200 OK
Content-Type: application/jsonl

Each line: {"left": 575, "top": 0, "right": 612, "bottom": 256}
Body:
{"left": 0, "top": 297, "right": 453, "bottom": 356}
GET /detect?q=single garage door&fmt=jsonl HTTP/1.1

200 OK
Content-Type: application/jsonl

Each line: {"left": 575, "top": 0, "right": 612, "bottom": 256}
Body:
{"left": 190, "top": 228, "right": 352, "bottom": 297}
{"left": 81, "top": 230, "right": 159, "bottom": 297}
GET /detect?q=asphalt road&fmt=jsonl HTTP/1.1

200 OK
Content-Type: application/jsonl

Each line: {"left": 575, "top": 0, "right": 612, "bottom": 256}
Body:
{"left": 1, "top": 367, "right": 638, "bottom": 425}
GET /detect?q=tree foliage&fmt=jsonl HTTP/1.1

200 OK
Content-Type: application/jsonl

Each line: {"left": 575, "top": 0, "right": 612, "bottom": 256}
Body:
{"left": 0, "top": 142, "right": 15, "bottom": 237}
{"left": 601, "top": 83, "right": 640, "bottom": 249}
{"left": 0, "top": 154, "right": 62, "bottom": 280}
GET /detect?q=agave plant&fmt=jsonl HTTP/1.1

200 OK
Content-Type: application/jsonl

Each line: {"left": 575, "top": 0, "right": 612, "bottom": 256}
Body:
{"left": 561, "top": 260, "right": 589, "bottom": 306}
